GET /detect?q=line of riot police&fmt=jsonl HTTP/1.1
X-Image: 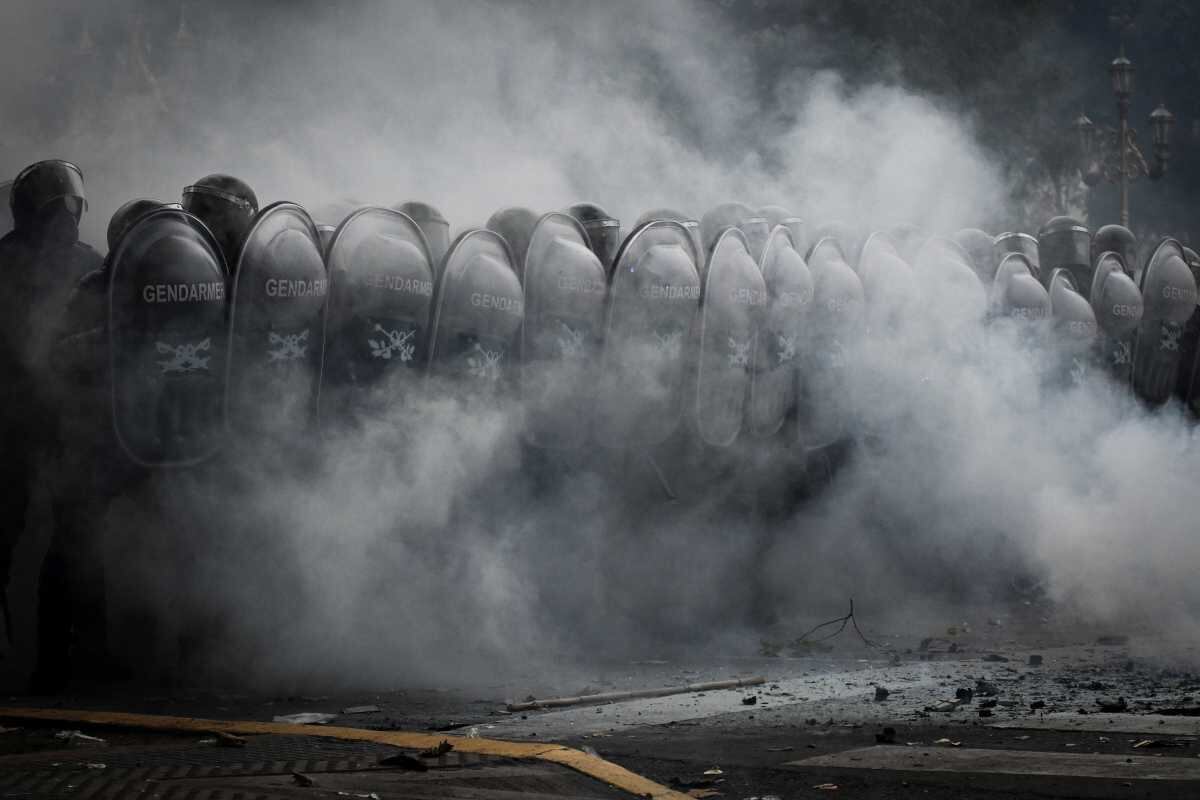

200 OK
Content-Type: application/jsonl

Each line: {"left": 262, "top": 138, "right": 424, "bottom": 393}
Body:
{"left": 3, "top": 156, "right": 1200, "bottom": 691}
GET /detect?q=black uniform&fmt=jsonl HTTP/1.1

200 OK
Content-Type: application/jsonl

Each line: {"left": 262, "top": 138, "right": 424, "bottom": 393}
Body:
{"left": 0, "top": 161, "right": 103, "bottom": 690}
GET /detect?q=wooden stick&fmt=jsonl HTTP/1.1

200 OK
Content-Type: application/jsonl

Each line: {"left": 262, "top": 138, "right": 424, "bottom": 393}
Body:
{"left": 505, "top": 676, "right": 767, "bottom": 712}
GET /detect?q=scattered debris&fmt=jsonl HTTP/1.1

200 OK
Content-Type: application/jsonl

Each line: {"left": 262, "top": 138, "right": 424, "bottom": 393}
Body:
{"left": 291, "top": 771, "right": 317, "bottom": 787}
{"left": 703, "top": 767, "right": 724, "bottom": 776}
{"left": 1133, "top": 739, "right": 1188, "bottom": 749}
{"left": 1096, "top": 697, "right": 1128, "bottom": 713}
{"left": 669, "top": 777, "right": 718, "bottom": 791}
{"left": 934, "top": 738, "right": 962, "bottom": 747}
{"left": 273, "top": 713, "right": 336, "bottom": 725}
{"left": 1030, "top": 701, "right": 1046, "bottom": 711}
{"left": 975, "top": 680, "right": 999, "bottom": 697}
{"left": 1028, "top": 655, "right": 1044, "bottom": 666}
{"left": 874, "top": 686, "right": 890, "bottom": 702}
{"left": 982, "top": 654, "right": 1009, "bottom": 663}
{"left": 213, "top": 732, "right": 246, "bottom": 748}
{"left": 54, "top": 731, "right": 106, "bottom": 745}
{"left": 979, "top": 699, "right": 998, "bottom": 709}
{"left": 765, "top": 746, "right": 794, "bottom": 752}
{"left": 83, "top": 763, "right": 106, "bottom": 770}
{"left": 418, "top": 740, "right": 454, "bottom": 758}
{"left": 926, "top": 701, "right": 959, "bottom": 713}
{"left": 341, "top": 705, "right": 381, "bottom": 715}
{"left": 1155, "top": 707, "right": 1200, "bottom": 717}
{"left": 813, "top": 784, "right": 839, "bottom": 791}
{"left": 979, "top": 709, "right": 994, "bottom": 718}
{"left": 1096, "top": 635, "right": 1129, "bottom": 646}
{"left": 955, "top": 688, "right": 974, "bottom": 704}
{"left": 875, "top": 727, "right": 897, "bottom": 744}
{"left": 742, "top": 695, "right": 757, "bottom": 706}
{"left": 377, "top": 752, "right": 427, "bottom": 771}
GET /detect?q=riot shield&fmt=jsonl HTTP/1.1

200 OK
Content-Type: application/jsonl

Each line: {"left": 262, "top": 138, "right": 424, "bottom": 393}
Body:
{"left": 565, "top": 203, "right": 621, "bottom": 275}
{"left": 693, "top": 228, "right": 766, "bottom": 447}
{"left": 395, "top": 201, "right": 450, "bottom": 273}
{"left": 1132, "top": 238, "right": 1198, "bottom": 406}
{"left": 427, "top": 229, "right": 524, "bottom": 394}
{"left": 989, "top": 253, "right": 1049, "bottom": 324}
{"left": 747, "top": 226, "right": 812, "bottom": 438}
{"left": 594, "top": 220, "right": 701, "bottom": 448}
{"left": 951, "top": 227, "right": 996, "bottom": 284}
{"left": 1176, "top": 247, "right": 1200, "bottom": 415}
{"left": 486, "top": 207, "right": 538, "bottom": 273}
{"left": 888, "top": 223, "right": 926, "bottom": 265}
{"left": 316, "top": 207, "right": 434, "bottom": 425}
{"left": 759, "top": 206, "right": 806, "bottom": 260}
{"left": 700, "top": 202, "right": 770, "bottom": 263}
{"left": 634, "top": 208, "right": 704, "bottom": 274}
{"left": 1047, "top": 268, "right": 1098, "bottom": 386}
{"left": 225, "top": 202, "right": 327, "bottom": 439}
{"left": 1089, "top": 252, "right": 1143, "bottom": 384}
{"left": 796, "top": 237, "right": 864, "bottom": 449}
{"left": 857, "top": 232, "right": 918, "bottom": 332}
{"left": 913, "top": 236, "right": 986, "bottom": 330}
{"left": 0, "top": 180, "right": 12, "bottom": 237}
{"left": 519, "top": 212, "right": 607, "bottom": 449}
{"left": 109, "top": 207, "right": 228, "bottom": 466}
{"left": 810, "top": 221, "right": 861, "bottom": 266}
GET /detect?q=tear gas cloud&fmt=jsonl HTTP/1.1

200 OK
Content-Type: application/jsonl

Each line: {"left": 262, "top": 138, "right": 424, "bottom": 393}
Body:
{"left": 2, "top": 0, "right": 1195, "bottom": 689}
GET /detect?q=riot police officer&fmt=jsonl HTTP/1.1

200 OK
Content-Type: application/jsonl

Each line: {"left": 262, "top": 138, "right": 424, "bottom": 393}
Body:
{"left": 32, "top": 198, "right": 177, "bottom": 692}
{"left": 0, "top": 160, "right": 103, "bottom": 688}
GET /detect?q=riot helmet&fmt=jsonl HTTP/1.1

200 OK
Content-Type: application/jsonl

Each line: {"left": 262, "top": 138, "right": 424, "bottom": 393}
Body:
{"left": 700, "top": 201, "right": 771, "bottom": 262}
{"left": 1038, "top": 216, "right": 1091, "bottom": 292}
{"left": 315, "top": 223, "right": 337, "bottom": 257}
{"left": 758, "top": 205, "right": 806, "bottom": 257}
{"left": 1092, "top": 224, "right": 1137, "bottom": 276}
{"left": 994, "top": 232, "right": 1040, "bottom": 282}
{"left": 635, "top": 208, "right": 703, "bottom": 267}
{"left": 9, "top": 159, "right": 87, "bottom": 240}
{"left": 811, "top": 220, "right": 861, "bottom": 266}
{"left": 951, "top": 227, "right": 996, "bottom": 283}
{"left": 395, "top": 201, "right": 450, "bottom": 269}
{"left": 182, "top": 173, "right": 259, "bottom": 271}
{"left": 486, "top": 206, "right": 539, "bottom": 272}
{"left": 106, "top": 198, "right": 174, "bottom": 254}
{"left": 565, "top": 202, "right": 621, "bottom": 274}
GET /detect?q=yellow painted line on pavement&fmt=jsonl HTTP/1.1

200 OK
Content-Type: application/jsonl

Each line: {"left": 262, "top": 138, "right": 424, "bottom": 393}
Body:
{"left": 0, "top": 707, "right": 688, "bottom": 799}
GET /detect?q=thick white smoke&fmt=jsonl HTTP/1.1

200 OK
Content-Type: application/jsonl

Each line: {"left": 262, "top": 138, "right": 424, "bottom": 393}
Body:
{"left": 1, "top": 0, "right": 1194, "bottom": 691}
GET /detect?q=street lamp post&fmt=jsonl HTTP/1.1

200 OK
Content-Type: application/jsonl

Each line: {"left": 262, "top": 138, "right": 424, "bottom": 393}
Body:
{"left": 1074, "top": 47, "right": 1174, "bottom": 228}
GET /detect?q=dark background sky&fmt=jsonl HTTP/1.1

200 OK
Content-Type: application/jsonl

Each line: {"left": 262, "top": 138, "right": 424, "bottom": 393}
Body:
{"left": 3, "top": 0, "right": 1197, "bottom": 242}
